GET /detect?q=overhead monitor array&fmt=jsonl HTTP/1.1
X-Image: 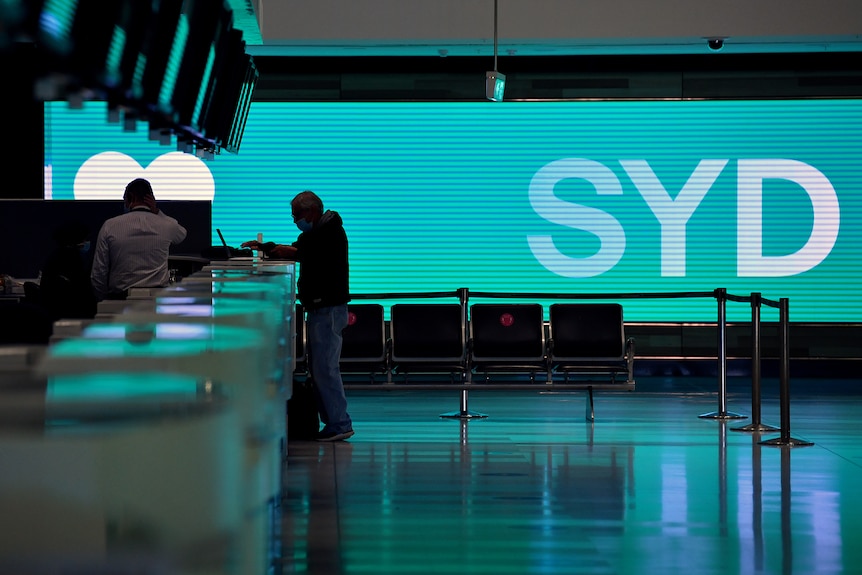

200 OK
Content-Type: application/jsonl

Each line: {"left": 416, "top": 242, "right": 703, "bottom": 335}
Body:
{"left": 0, "top": 0, "right": 257, "bottom": 155}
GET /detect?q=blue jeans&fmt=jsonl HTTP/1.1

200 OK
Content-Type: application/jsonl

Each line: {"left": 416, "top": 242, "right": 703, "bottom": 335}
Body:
{"left": 306, "top": 304, "right": 352, "bottom": 434}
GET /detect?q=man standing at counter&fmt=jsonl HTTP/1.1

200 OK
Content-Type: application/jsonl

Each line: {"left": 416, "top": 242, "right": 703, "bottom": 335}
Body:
{"left": 242, "top": 190, "right": 354, "bottom": 442}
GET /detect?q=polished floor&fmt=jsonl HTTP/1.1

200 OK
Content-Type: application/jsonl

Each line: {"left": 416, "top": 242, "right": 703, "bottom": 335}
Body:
{"left": 276, "top": 375, "right": 862, "bottom": 575}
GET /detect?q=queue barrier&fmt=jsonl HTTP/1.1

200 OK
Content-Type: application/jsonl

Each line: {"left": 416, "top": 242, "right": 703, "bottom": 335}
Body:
{"left": 293, "top": 288, "right": 810, "bottom": 444}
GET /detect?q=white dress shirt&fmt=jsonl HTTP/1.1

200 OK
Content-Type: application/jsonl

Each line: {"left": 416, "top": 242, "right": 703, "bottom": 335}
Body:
{"left": 90, "top": 207, "right": 187, "bottom": 299}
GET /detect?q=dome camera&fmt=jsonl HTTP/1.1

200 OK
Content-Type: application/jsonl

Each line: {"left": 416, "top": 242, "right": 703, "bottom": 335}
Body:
{"left": 707, "top": 38, "right": 725, "bottom": 51}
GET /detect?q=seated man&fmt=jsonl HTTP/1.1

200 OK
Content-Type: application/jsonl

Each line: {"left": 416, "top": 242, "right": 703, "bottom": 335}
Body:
{"left": 90, "top": 178, "right": 187, "bottom": 300}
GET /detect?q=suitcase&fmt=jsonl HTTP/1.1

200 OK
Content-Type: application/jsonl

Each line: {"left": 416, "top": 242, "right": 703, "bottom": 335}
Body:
{"left": 287, "top": 377, "right": 320, "bottom": 440}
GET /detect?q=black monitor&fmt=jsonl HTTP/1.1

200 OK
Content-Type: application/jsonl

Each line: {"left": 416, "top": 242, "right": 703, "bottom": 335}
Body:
{"left": 104, "top": 1, "right": 156, "bottom": 106}
{"left": 200, "top": 28, "right": 251, "bottom": 153}
{"left": 225, "top": 55, "right": 258, "bottom": 154}
{"left": 138, "top": 0, "right": 184, "bottom": 119}
{"left": 171, "top": 0, "right": 234, "bottom": 138}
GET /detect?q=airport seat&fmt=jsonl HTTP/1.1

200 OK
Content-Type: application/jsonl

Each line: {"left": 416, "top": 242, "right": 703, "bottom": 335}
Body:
{"left": 339, "top": 303, "right": 389, "bottom": 383}
{"left": 389, "top": 303, "right": 466, "bottom": 383}
{"left": 468, "top": 303, "right": 548, "bottom": 382}
{"left": 547, "top": 303, "right": 635, "bottom": 386}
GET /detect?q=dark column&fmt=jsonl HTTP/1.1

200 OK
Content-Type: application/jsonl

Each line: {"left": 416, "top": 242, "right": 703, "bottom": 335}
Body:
{"left": 0, "top": 42, "right": 44, "bottom": 199}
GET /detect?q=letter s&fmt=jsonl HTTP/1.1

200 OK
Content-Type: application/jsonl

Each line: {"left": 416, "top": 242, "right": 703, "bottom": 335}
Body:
{"left": 528, "top": 158, "right": 625, "bottom": 278}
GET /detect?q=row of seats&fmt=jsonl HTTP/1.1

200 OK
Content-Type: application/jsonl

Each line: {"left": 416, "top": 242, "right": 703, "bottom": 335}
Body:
{"left": 297, "top": 301, "right": 635, "bottom": 388}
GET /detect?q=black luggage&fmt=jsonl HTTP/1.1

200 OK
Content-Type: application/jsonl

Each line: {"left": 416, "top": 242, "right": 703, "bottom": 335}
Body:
{"left": 287, "top": 377, "right": 320, "bottom": 440}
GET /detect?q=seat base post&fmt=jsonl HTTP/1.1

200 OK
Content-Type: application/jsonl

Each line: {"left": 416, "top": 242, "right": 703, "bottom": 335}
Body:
{"left": 440, "top": 389, "right": 487, "bottom": 419}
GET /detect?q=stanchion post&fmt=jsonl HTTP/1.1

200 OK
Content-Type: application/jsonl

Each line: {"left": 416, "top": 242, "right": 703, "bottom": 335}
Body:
{"left": 759, "top": 297, "right": 812, "bottom": 447}
{"left": 440, "top": 288, "right": 487, "bottom": 419}
{"left": 734, "top": 292, "right": 778, "bottom": 432}
{"left": 701, "top": 288, "right": 746, "bottom": 420}
{"left": 458, "top": 287, "right": 471, "bottom": 384}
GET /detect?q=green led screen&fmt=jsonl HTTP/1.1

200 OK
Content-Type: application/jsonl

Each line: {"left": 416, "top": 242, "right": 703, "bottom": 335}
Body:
{"left": 44, "top": 100, "right": 862, "bottom": 322}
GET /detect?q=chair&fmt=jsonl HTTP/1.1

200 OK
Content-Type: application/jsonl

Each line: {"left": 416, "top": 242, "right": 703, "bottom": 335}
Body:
{"left": 468, "top": 303, "right": 548, "bottom": 383}
{"left": 389, "top": 303, "right": 466, "bottom": 383}
{"left": 339, "top": 303, "right": 389, "bottom": 382}
{"left": 547, "top": 303, "right": 635, "bottom": 386}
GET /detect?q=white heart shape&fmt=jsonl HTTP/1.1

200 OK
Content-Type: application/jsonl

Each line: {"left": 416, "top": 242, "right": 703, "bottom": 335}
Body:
{"left": 73, "top": 151, "right": 215, "bottom": 201}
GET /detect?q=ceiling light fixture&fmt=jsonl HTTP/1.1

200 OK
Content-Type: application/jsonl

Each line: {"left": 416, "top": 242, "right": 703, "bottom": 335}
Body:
{"left": 485, "top": 0, "right": 505, "bottom": 101}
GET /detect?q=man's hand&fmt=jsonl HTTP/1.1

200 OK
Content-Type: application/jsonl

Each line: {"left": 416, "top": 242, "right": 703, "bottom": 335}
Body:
{"left": 239, "top": 241, "right": 296, "bottom": 259}
{"left": 142, "top": 192, "right": 159, "bottom": 214}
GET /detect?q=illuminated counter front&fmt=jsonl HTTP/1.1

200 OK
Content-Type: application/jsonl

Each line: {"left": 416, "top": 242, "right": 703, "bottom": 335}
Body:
{"left": 172, "top": 265, "right": 298, "bottom": 385}
{"left": 118, "top": 295, "right": 290, "bottom": 449}
{"left": 34, "top": 321, "right": 278, "bottom": 575}
{"left": 0, "top": 372, "right": 246, "bottom": 574}
{"left": 121, "top": 297, "right": 286, "bottom": 386}
{"left": 40, "top": 320, "right": 277, "bottom": 442}
{"left": 40, "top": 322, "right": 274, "bottom": 471}
{"left": 203, "top": 257, "right": 295, "bottom": 275}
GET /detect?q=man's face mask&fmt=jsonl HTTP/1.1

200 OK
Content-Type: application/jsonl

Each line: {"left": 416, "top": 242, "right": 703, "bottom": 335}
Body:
{"left": 296, "top": 219, "right": 313, "bottom": 232}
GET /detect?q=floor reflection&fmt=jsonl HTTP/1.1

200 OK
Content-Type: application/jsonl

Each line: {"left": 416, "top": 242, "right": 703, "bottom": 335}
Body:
{"left": 280, "top": 379, "right": 862, "bottom": 574}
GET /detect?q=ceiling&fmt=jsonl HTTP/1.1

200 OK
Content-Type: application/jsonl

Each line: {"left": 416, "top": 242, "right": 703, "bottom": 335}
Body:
{"left": 230, "top": 0, "right": 862, "bottom": 58}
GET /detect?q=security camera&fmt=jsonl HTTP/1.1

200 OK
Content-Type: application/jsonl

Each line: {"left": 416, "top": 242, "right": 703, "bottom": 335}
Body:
{"left": 707, "top": 38, "right": 725, "bottom": 51}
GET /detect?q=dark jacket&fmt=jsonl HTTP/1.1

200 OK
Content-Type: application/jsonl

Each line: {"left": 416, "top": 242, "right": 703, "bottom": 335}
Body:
{"left": 291, "top": 209, "right": 350, "bottom": 310}
{"left": 39, "top": 244, "right": 98, "bottom": 320}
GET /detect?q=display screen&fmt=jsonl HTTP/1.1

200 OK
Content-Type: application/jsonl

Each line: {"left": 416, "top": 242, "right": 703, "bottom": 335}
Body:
{"left": 44, "top": 100, "right": 862, "bottom": 322}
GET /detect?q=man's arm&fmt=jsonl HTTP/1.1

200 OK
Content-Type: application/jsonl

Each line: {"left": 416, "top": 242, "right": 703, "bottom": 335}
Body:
{"left": 241, "top": 240, "right": 298, "bottom": 260}
{"left": 268, "top": 244, "right": 298, "bottom": 259}
{"left": 156, "top": 210, "right": 187, "bottom": 244}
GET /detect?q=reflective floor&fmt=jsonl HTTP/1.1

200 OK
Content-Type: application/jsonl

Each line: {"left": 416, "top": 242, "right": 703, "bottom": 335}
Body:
{"left": 278, "top": 376, "right": 862, "bottom": 575}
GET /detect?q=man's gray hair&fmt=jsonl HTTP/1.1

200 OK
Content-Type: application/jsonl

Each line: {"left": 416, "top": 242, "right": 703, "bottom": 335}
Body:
{"left": 292, "top": 190, "right": 323, "bottom": 212}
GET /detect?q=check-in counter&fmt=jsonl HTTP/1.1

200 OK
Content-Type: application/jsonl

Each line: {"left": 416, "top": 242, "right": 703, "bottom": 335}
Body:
{"left": 0, "top": 345, "right": 48, "bottom": 428}
{"left": 169, "top": 266, "right": 297, "bottom": 387}
{"left": 35, "top": 321, "right": 276, "bottom": 575}
{"left": 193, "top": 259, "right": 297, "bottom": 378}
{"left": 118, "top": 296, "right": 289, "bottom": 455}
{"left": 203, "top": 256, "right": 295, "bottom": 275}
{"left": 0, "top": 371, "right": 246, "bottom": 574}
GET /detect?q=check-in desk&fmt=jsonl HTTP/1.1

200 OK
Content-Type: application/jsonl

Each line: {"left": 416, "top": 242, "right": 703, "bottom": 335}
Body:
{"left": 0, "top": 370, "right": 245, "bottom": 574}
{"left": 197, "top": 258, "right": 297, "bottom": 385}
{"left": 119, "top": 294, "right": 289, "bottom": 493}
{"left": 33, "top": 321, "right": 274, "bottom": 575}
{"left": 0, "top": 345, "right": 48, "bottom": 427}
{"left": 177, "top": 262, "right": 297, "bottom": 395}
{"left": 163, "top": 277, "right": 293, "bottom": 378}
{"left": 141, "top": 269, "right": 296, "bottom": 559}
{"left": 202, "top": 257, "right": 295, "bottom": 274}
